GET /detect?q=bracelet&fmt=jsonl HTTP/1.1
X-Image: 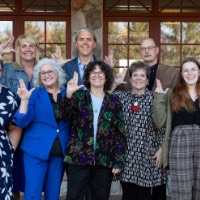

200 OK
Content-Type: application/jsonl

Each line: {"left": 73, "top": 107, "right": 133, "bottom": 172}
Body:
{"left": 0, "top": 55, "right": 4, "bottom": 61}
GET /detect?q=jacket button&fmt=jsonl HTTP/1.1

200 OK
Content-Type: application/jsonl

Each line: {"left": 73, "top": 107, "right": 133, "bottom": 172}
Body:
{"left": 56, "top": 129, "right": 60, "bottom": 132}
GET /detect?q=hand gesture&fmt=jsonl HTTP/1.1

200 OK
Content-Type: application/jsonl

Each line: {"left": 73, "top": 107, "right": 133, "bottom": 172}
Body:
{"left": 17, "top": 79, "right": 35, "bottom": 100}
{"left": 152, "top": 147, "right": 162, "bottom": 168}
{"left": 104, "top": 48, "right": 116, "bottom": 68}
{"left": 114, "top": 66, "right": 128, "bottom": 86}
{"left": 67, "top": 72, "right": 84, "bottom": 98}
{"left": 155, "top": 79, "right": 169, "bottom": 94}
{"left": 0, "top": 36, "right": 15, "bottom": 55}
{"left": 52, "top": 45, "right": 71, "bottom": 66}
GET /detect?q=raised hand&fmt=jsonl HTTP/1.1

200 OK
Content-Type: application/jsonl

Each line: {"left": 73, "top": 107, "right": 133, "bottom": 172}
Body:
{"left": 155, "top": 79, "right": 169, "bottom": 94}
{"left": 52, "top": 45, "right": 71, "bottom": 66}
{"left": 104, "top": 48, "right": 115, "bottom": 68}
{"left": 0, "top": 36, "right": 15, "bottom": 56}
{"left": 17, "top": 79, "right": 35, "bottom": 100}
{"left": 114, "top": 66, "right": 128, "bottom": 86}
{"left": 67, "top": 72, "right": 84, "bottom": 98}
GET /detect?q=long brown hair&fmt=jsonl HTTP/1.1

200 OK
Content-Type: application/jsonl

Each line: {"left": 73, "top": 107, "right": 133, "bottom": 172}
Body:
{"left": 171, "top": 58, "right": 200, "bottom": 112}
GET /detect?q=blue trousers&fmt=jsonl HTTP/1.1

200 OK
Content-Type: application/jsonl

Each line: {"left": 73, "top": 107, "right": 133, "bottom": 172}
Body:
{"left": 23, "top": 152, "right": 64, "bottom": 200}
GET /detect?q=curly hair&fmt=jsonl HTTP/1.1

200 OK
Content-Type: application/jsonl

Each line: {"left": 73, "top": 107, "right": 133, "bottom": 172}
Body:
{"left": 171, "top": 58, "right": 200, "bottom": 112}
{"left": 33, "top": 58, "right": 66, "bottom": 88}
{"left": 83, "top": 60, "right": 114, "bottom": 91}
{"left": 129, "top": 61, "right": 150, "bottom": 78}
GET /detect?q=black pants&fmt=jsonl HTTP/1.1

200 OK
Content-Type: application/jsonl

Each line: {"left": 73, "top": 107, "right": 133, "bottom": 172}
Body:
{"left": 121, "top": 181, "right": 166, "bottom": 200}
{"left": 66, "top": 164, "right": 113, "bottom": 200}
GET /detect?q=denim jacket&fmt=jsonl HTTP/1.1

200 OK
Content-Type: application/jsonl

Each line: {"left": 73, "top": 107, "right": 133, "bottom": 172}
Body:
{"left": 1, "top": 63, "right": 33, "bottom": 94}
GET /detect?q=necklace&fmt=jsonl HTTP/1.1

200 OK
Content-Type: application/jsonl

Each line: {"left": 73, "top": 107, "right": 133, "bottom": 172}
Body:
{"left": 131, "top": 101, "right": 140, "bottom": 112}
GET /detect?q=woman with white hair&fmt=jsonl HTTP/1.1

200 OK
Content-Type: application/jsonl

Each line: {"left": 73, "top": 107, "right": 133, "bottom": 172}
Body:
{"left": 14, "top": 58, "right": 71, "bottom": 200}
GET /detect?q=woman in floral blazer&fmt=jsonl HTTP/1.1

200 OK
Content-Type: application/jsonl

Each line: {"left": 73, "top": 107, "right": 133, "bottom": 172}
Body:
{"left": 58, "top": 60, "right": 126, "bottom": 200}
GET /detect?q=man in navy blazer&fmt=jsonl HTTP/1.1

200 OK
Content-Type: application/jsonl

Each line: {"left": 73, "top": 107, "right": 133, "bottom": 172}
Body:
{"left": 63, "top": 28, "right": 113, "bottom": 85}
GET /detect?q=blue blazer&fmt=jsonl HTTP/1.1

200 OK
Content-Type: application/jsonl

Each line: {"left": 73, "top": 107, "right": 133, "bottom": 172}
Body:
{"left": 63, "top": 56, "right": 83, "bottom": 85}
{"left": 63, "top": 56, "right": 96, "bottom": 85}
{"left": 14, "top": 87, "right": 71, "bottom": 160}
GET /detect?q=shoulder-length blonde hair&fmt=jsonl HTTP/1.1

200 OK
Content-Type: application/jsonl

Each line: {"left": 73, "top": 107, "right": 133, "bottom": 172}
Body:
{"left": 171, "top": 58, "right": 200, "bottom": 112}
{"left": 15, "top": 34, "right": 40, "bottom": 67}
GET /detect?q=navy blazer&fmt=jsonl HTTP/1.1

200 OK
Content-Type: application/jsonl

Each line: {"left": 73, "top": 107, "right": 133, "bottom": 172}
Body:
{"left": 63, "top": 56, "right": 96, "bottom": 85}
{"left": 63, "top": 57, "right": 83, "bottom": 85}
{"left": 14, "top": 87, "right": 71, "bottom": 160}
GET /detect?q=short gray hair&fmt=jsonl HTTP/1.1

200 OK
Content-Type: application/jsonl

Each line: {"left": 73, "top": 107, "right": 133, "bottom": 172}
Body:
{"left": 33, "top": 58, "right": 66, "bottom": 88}
{"left": 75, "top": 28, "right": 97, "bottom": 43}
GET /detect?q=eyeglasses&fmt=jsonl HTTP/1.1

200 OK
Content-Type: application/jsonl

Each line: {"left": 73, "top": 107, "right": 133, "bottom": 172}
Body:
{"left": 40, "top": 70, "right": 55, "bottom": 77}
{"left": 140, "top": 46, "right": 157, "bottom": 52}
{"left": 90, "top": 71, "right": 105, "bottom": 77}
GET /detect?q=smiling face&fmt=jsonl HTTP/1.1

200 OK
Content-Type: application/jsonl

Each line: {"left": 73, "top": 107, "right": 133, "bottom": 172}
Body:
{"left": 140, "top": 38, "right": 159, "bottom": 66}
{"left": 76, "top": 31, "right": 96, "bottom": 58}
{"left": 89, "top": 65, "right": 106, "bottom": 89}
{"left": 40, "top": 63, "right": 58, "bottom": 88}
{"left": 18, "top": 39, "right": 37, "bottom": 62}
{"left": 130, "top": 68, "right": 149, "bottom": 94}
{"left": 181, "top": 61, "right": 200, "bottom": 86}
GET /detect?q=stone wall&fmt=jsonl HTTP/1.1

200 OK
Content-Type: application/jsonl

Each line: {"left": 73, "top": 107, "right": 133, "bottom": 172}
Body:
{"left": 71, "top": 0, "right": 103, "bottom": 59}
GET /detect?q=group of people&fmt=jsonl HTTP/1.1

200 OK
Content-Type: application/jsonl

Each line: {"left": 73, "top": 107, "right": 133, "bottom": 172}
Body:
{"left": 0, "top": 27, "right": 199, "bottom": 200}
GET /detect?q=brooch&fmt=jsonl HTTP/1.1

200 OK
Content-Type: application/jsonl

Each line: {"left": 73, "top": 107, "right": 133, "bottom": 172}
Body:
{"left": 131, "top": 102, "right": 140, "bottom": 112}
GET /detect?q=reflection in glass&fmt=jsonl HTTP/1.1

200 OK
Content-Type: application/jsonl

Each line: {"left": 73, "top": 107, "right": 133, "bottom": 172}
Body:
{"left": 160, "top": 45, "right": 180, "bottom": 66}
{"left": 22, "top": 0, "right": 68, "bottom": 12}
{"left": 46, "top": 44, "right": 66, "bottom": 58}
{"left": 46, "top": 22, "right": 66, "bottom": 43}
{"left": 105, "top": 0, "right": 151, "bottom": 13}
{"left": 0, "top": 1, "right": 15, "bottom": 12}
{"left": 182, "top": 0, "right": 200, "bottom": 13}
{"left": 129, "top": 22, "right": 149, "bottom": 43}
{"left": 159, "top": 0, "right": 180, "bottom": 13}
{"left": 161, "top": 22, "right": 180, "bottom": 43}
{"left": 182, "top": 45, "right": 200, "bottom": 61}
{"left": 25, "top": 21, "right": 44, "bottom": 43}
{"left": 108, "top": 45, "right": 127, "bottom": 66}
{"left": 0, "top": 21, "right": 12, "bottom": 39}
{"left": 0, "top": 21, "right": 13, "bottom": 62}
{"left": 108, "top": 22, "right": 128, "bottom": 44}
{"left": 129, "top": 45, "right": 142, "bottom": 64}
{"left": 183, "top": 22, "right": 200, "bottom": 43}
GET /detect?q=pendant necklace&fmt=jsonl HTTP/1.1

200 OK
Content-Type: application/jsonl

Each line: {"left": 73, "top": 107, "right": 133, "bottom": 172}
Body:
{"left": 131, "top": 101, "right": 140, "bottom": 112}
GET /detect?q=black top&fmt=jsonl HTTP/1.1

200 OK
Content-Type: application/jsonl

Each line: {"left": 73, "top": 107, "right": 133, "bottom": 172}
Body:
{"left": 48, "top": 92, "right": 63, "bottom": 157}
{"left": 172, "top": 99, "right": 200, "bottom": 129}
{"left": 147, "top": 62, "right": 159, "bottom": 91}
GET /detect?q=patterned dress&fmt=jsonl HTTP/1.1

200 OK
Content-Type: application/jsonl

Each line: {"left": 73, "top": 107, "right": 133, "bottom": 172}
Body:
{"left": 114, "top": 89, "right": 167, "bottom": 187}
{"left": 0, "top": 85, "right": 18, "bottom": 200}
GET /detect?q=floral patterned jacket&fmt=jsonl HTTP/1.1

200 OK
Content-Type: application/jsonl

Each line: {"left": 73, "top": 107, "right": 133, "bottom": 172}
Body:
{"left": 58, "top": 90, "right": 126, "bottom": 170}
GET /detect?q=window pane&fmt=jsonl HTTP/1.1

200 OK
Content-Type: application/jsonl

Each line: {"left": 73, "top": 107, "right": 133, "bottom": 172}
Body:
{"left": 182, "top": 45, "right": 200, "bottom": 61}
{"left": 129, "top": 22, "right": 149, "bottom": 43}
{"left": 182, "top": 0, "right": 200, "bottom": 13}
{"left": 46, "top": 22, "right": 66, "bottom": 43}
{"left": 183, "top": 22, "right": 200, "bottom": 43}
{"left": 108, "top": 45, "right": 128, "bottom": 66}
{"left": 108, "top": 22, "right": 128, "bottom": 44}
{"left": 129, "top": 45, "right": 141, "bottom": 64}
{"left": 159, "top": 0, "right": 180, "bottom": 13}
{"left": 161, "top": 22, "right": 180, "bottom": 43}
{"left": 22, "top": 0, "right": 68, "bottom": 12}
{"left": 0, "top": 21, "right": 13, "bottom": 62}
{"left": 105, "top": 0, "right": 151, "bottom": 13}
{"left": 0, "top": 0, "right": 15, "bottom": 12}
{"left": 160, "top": 45, "right": 180, "bottom": 66}
{"left": 25, "top": 21, "right": 45, "bottom": 43}
{"left": 46, "top": 44, "right": 66, "bottom": 58}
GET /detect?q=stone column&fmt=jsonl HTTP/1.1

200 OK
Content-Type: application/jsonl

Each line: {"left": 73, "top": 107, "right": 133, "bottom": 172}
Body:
{"left": 71, "top": 0, "right": 103, "bottom": 59}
